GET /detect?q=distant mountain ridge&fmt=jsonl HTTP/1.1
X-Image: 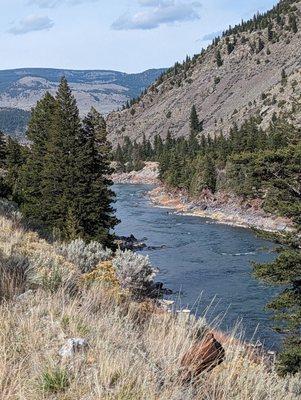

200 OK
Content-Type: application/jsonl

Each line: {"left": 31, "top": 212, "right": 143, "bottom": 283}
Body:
{"left": 0, "top": 67, "right": 166, "bottom": 137}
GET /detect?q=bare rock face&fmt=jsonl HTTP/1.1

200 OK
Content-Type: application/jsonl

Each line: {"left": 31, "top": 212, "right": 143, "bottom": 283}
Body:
{"left": 107, "top": 2, "right": 301, "bottom": 145}
{"left": 180, "top": 332, "right": 225, "bottom": 382}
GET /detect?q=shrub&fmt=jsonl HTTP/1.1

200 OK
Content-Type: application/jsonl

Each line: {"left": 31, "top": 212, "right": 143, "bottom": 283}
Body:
{"left": 40, "top": 367, "right": 69, "bottom": 393}
{"left": 0, "top": 252, "right": 29, "bottom": 300}
{"left": 112, "top": 250, "right": 158, "bottom": 297}
{"left": 57, "top": 239, "right": 112, "bottom": 273}
{"left": 29, "top": 254, "right": 65, "bottom": 293}
{"left": 82, "top": 260, "right": 119, "bottom": 287}
{"left": 0, "top": 199, "right": 22, "bottom": 222}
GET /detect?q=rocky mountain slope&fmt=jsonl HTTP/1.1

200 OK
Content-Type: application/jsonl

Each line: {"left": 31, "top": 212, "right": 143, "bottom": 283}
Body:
{"left": 107, "top": 0, "right": 301, "bottom": 144}
{"left": 0, "top": 67, "right": 165, "bottom": 137}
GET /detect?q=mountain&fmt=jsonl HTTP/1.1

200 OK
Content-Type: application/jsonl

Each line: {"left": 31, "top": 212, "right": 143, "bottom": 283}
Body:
{"left": 107, "top": 0, "right": 301, "bottom": 144}
{"left": 0, "top": 67, "right": 166, "bottom": 137}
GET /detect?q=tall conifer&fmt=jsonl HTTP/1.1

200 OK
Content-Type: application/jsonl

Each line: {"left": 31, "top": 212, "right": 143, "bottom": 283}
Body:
{"left": 0, "top": 131, "right": 6, "bottom": 168}
{"left": 42, "top": 77, "right": 84, "bottom": 237}
{"left": 75, "top": 108, "right": 119, "bottom": 246}
{"left": 20, "top": 92, "right": 56, "bottom": 223}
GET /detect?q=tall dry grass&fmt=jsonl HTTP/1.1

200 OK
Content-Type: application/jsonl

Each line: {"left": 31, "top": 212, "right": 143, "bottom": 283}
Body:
{"left": 0, "top": 213, "right": 300, "bottom": 399}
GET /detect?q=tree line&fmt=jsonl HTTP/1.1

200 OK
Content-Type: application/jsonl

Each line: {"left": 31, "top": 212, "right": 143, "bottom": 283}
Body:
{"left": 0, "top": 78, "right": 118, "bottom": 248}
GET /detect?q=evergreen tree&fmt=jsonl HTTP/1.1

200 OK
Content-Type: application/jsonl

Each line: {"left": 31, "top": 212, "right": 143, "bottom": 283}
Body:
{"left": 20, "top": 79, "right": 119, "bottom": 245}
{"left": 216, "top": 50, "right": 223, "bottom": 67}
{"left": 115, "top": 143, "right": 126, "bottom": 172}
{"left": 20, "top": 92, "right": 56, "bottom": 224}
{"left": 268, "top": 23, "right": 274, "bottom": 41}
{"left": 289, "top": 13, "right": 298, "bottom": 33}
{"left": 72, "top": 107, "right": 119, "bottom": 246}
{"left": 42, "top": 77, "right": 82, "bottom": 236}
{"left": 0, "top": 131, "right": 6, "bottom": 168}
{"left": 0, "top": 131, "right": 8, "bottom": 198}
{"left": 188, "top": 106, "right": 201, "bottom": 157}
{"left": 5, "top": 137, "right": 26, "bottom": 201}
{"left": 258, "top": 37, "right": 265, "bottom": 52}
{"left": 227, "top": 41, "right": 235, "bottom": 54}
{"left": 154, "top": 134, "right": 163, "bottom": 160}
{"left": 254, "top": 249, "right": 301, "bottom": 375}
{"left": 203, "top": 155, "right": 217, "bottom": 192}
{"left": 190, "top": 105, "right": 203, "bottom": 133}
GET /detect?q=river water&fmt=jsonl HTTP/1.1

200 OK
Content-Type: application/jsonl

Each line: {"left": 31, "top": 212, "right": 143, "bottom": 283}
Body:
{"left": 114, "top": 183, "right": 281, "bottom": 348}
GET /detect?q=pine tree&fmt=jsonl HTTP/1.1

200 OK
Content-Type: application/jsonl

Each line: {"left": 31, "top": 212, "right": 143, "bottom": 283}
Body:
{"left": 0, "top": 131, "right": 6, "bottom": 168}
{"left": 203, "top": 155, "right": 217, "bottom": 192}
{"left": 281, "top": 68, "right": 287, "bottom": 85}
{"left": 190, "top": 105, "right": 203, "bottom": 133}
{"left": 165, "top": 130, "right": 174, "bottom": 150}
{"left": 20, "top": 92, "right": 56, "bottom": 224}
{"left": 289, "top": 13, "right": 298, "bottom": 33}
{"left": 0, "top": 131, "right": 8, "bottom": 198}
{"left": 5, "top": 137, "right": 26, "bottom": 201}
{"left": 71, "top": 107, "right": 119, "bottom": 246}
{"left": 42, "top": 77, "right": 82, "bottom": 236}
{"left": 115, "top": 143, "right": 125, "bottom": 172}
{"left": 216, "top": 50, "right": 223, "bottom": 67}
{"left": 268, "top": 23, "right": 274, "bottom": 41}
{"left": 254, "top": 249, "right": 301, "bottom": 375}
{"left": 154, "top": 134, "right": 163, "bottom": 160}
{"left": 258, "top": 37, "right": 265, "bottom": 52}
{"left": 227, "top": 42, "right": 235, "bottom": 54}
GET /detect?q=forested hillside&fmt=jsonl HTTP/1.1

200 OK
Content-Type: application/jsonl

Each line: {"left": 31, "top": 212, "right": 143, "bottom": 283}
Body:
{"left": 107, "top": 0, "right": 301, "bottom": 144}
{"left": 0, "top": 108, "right": 30, "bottom": 139}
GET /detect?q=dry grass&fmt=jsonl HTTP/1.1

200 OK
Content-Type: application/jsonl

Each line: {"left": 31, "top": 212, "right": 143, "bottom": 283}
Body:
{"left": 0, "top": 213, "right": 300, "bottom": 400}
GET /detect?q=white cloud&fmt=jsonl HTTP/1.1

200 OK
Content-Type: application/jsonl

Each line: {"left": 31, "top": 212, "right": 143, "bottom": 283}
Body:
{"left": 138, "top": 0, "right": 170, "bottom": 6}
{"left": 112, "top": 0, "right": 202, "bottom": 31}
{"left": 27, "top": 0, "right": 97, "bottom": 8}
{"left": 202, "top": 30, "right": 223, "bottom": 41}
{"left": 8, "top": 15, "right": 54, "bottom": 35}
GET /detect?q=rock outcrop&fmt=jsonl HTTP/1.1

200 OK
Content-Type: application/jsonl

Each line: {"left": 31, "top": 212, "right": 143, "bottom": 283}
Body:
{"left": 180, "top": 332, "right": 225, "bottom": 382}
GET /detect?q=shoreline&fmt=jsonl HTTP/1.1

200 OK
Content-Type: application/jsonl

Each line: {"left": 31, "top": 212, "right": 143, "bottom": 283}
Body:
{"left": 148, "top": 186, "right": 294, "bottom": 234}
{"left": 112, "top": 161, "right": 160, "bottom": 185}
{"left": 112, "top": 163, "right": 294, "bottom": 234}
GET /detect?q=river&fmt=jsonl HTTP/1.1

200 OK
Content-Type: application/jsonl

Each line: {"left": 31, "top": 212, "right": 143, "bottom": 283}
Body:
{"left": 114, "top": 183, "right": 281, "bottom": 349}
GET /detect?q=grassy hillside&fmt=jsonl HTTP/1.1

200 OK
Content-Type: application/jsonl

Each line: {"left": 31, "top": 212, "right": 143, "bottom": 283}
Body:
{"left": 0, "top": 204, "right": 301, "bottom": 399}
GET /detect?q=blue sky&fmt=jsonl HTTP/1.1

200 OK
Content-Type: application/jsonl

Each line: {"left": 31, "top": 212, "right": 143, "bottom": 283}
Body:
{"left": 1, "top": 0, "right": 278, "bottom": 73}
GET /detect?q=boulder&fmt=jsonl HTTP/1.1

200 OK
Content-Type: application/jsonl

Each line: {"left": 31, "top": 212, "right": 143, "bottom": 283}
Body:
{"left": 59, "top": 338, "right": 88, "bottom": 358}
{"left": 180, "top": 332, "right": 225, "bottom": 382}
{"left": 115, "top": 234, "right": 147, "bottom": 251}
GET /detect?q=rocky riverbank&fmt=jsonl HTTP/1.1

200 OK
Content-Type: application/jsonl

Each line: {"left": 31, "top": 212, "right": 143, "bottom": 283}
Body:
{"left": 113, "top": 162, "right": 294, "bottom": 233}
{"left": 148, "top": 186, "right": 295, "bottom": 233}
{"left": 112, "top": 162, "right": 159, "bottom": 185}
